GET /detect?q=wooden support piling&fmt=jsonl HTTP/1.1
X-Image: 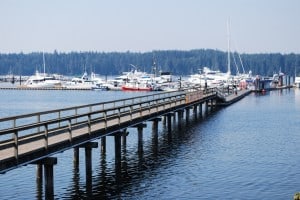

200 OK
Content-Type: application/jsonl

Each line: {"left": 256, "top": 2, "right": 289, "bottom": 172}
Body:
{"left": 36, "top": 164, "right": 43, "bottom": 200}
{"left": 101, "top": 136, "right": 106, "bottom": 154}
{"left": 135, "top": 123, "right": 147, "bottom": 154}
{"left": 43, "top": 157, "right": 57, "bottom": 200}
{"left": 73, "top": 147, "right": 79, "bottom": 166}
{"left": 79, "top": 142, "right": 98, "bottom": 195}
{"left": 193, "top": 105, "right": 198, "bottom": 115}
{"left": 114, "top": 134, "right": 122, "bottom": 164}
{"left": 185, "top": 107, "right": 190, "bottom": 122}
{"left": 199, "top": 103, "right": 203, "bottom": 117}
{"left": 205, "top": 100, "right": 209, "bottom": 115}
{"left": 112, "top": 132, "right": 122, "bottom": 183}
{"left": 151, "top": 118, "right": 161, "bottom": 134}
{"left": 167, "top": 114, "right": 172, "bottom": 133}
{"left": 121, "top": 128, "right": 128, "bottom": 147}
{"left": 177, "top": 109, "right": 184, "bottom": 123}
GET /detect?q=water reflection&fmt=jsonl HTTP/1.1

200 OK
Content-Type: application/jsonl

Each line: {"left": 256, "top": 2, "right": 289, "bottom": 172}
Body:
{"left": 35, "top": 165, "right": 43, "bottom": 200}
{"left": 77, "top": 110, "right": 209, "bottom": 199}
{"left": 71, "top": 159, "right": 80, "bottom": 199}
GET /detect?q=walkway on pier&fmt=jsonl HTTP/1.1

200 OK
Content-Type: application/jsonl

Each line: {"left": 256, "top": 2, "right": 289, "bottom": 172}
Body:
{"left": 0, "top": 87, "right": 250, "bottom": 173}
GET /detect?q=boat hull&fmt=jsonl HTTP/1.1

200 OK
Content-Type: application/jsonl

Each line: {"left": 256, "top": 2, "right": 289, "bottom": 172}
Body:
{"left": 121, "top": 85, "right": 152, "bottom": 91}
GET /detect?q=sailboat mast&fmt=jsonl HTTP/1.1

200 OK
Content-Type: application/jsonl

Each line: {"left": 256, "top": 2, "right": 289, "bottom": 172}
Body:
{"left": 227, "top": 20, "right": 231, "bottom": 76}
{"left": 43, "top": 52, "right": 46, "bottom": 75}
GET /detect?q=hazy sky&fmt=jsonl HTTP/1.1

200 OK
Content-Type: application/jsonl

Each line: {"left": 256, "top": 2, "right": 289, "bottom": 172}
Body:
{"left": 0, "top": 0, "right": 299, "bottom": 54}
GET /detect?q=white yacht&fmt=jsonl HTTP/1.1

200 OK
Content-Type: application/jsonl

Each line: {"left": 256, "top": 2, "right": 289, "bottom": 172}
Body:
{"left": 21, "top": 53, "right": 62, "bottom": 88}
{"left": 22, "top": 70, "right": 62, "bottom": 88}
{"left": 188, "top": 67, "right": 230, "bottom": 87}
{"left": 63, "top": 72, "right": 96, "bottom": 89}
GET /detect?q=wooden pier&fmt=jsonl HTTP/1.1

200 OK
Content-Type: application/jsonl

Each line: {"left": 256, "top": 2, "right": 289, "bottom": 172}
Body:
{"left": 0, "top": 87, "right": 250, "bottom": 197}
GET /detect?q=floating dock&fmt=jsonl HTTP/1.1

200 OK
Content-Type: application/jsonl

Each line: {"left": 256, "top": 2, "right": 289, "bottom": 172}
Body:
{"left": 0, "top": 86, "right": 91, "bottom": 90}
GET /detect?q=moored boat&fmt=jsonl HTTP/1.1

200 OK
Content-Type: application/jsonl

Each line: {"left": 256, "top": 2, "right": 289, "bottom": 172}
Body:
{"left": 121, "top": 81, "right": 153, "bottom": 91}
{"left": 20, "top": 53, "right": 63, "bottom": 88}
{"left": 63, "top": 72, "right": 95, "bottom": 89}
{"left": 21, "top": 70, "right": 62, "bottom": 88}
{"left": 91, "top": 83, "right": 110, "bottom": 91}
{"left": 294, "top": 77, "right": 300, "bottom": 88}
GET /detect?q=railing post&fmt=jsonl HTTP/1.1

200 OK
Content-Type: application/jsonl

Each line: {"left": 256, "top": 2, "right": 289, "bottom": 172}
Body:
{"left": 139, "top": 103, "right": 142, "bottom": 117}
{"left": 104, "top": 111, "right": 107, "bottom": 130}
{"left": 13, "top": 118, "right": 16, "bottom": 129}
{"left": 37, "top": 114, "right": 41, "bottom": 133}
{"left": 118, "top": 108, "right": 121, "bottom": 125}
{"left": 88, "top": 114, "right": 91, "bottom": 135}
{"left": 13, "top": 130, "right": 18, "bottom": 162}
{"left": 130, "top": 106, "right": 133, "bottom": 121}
{"left": 58, "top": 111, "right": 61, "bottom": 128}
{"left": 44, "top": 124, "right": 48, "bottom": 151}
{"left": 68, "top": 119, "right": 72, "bottom": 143}
{"left": 75, "top": 108, "right": 78, "bottom": 123}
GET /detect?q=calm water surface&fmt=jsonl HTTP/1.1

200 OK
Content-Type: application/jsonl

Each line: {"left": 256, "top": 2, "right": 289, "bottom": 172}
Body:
{"left": 0, "top": 86, "right": 300, "bottom": 199}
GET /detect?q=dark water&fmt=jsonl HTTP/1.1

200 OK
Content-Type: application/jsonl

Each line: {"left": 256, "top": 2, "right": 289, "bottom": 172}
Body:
{"left": 0, "top": 87, "right": 300, "bottom": 199}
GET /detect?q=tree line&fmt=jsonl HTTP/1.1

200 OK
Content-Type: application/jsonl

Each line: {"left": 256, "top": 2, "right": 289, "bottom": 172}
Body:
{"left": 0, "top": 49, "right": 299, "bottom": 77}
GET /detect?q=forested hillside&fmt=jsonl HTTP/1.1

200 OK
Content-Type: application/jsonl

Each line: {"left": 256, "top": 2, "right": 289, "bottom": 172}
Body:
{"left": 0, "top": 49, "right": 299, "bottom": 77}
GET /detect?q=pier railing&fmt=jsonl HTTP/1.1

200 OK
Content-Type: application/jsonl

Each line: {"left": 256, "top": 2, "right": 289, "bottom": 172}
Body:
{"left": 0, "top": 87, "right": 216, "bottom": 172}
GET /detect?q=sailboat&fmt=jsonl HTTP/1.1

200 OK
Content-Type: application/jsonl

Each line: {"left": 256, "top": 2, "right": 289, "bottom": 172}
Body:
{"left": 188, "top": 20, "right": 233, "bottom": 88}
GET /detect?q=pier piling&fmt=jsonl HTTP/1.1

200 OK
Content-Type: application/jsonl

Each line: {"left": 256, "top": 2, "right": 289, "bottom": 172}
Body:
{"left": 42, "top": 157, "right": 57, "bottom": 200}
{"left": 81, "top": 142, "right": 98, "bottom": 195}
{"left": 73, "top": 147, "right": 79, "bottom": 166}
{"left": 122, "top": 129, "right": 128, "bottom": 147}
{"left": 134, "top": 123, "right": 147, "bottom": 154}
{"left": 101, "top": 136, "right": 106, "bottom": 154}
{"left": 151, "top": 118, "right": 161, "bottom": 133}
{"left": 185, "top": 107, "right": 190, "bottom": 122}
{"left": 114, "top": 133, "right": 122, "bottom": 183}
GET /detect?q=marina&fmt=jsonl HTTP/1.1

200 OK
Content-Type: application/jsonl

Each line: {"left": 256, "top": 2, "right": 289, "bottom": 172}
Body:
{"left": 1, "top": 0, "right": 300, "bottom": 199}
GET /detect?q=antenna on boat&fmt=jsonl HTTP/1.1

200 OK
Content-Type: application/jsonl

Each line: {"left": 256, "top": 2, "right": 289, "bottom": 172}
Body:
{"left": 129, "top": 64, "right": 138, "bottom": 71}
